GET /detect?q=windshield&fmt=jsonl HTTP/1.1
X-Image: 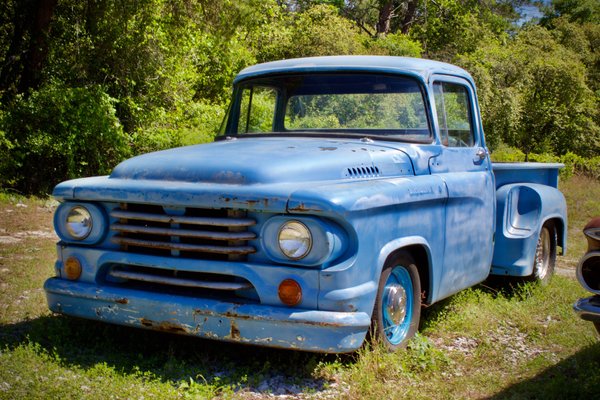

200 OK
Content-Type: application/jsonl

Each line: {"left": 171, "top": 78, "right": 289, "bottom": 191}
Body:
{"left": 225, "top": 73, "right": 431, "bottom": 142}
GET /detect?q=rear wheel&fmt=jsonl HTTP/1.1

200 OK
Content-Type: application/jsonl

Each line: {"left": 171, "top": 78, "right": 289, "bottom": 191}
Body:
{"left": 528, "top": 222, "right": 557, "bottom": 285}
{"left": 371, "top": 252, "right": 421, "bottom": 351}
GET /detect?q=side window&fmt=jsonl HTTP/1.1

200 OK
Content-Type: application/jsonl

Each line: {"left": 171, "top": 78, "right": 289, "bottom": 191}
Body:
{"left": 433, "top": 81, "right": 474, "bottom": 147}
{"left": 238, "top": 86, "right": 277, "bottom": 133}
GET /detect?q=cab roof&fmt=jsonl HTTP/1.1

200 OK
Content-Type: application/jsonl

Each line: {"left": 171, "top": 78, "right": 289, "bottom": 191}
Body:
{"left": 234, "top": 56, "right": 473, "bottom": 85}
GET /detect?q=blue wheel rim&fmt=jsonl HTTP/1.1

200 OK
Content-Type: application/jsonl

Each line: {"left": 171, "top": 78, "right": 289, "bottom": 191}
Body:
{"left": 382, "top": 266, "right": 413, "bottom": 345}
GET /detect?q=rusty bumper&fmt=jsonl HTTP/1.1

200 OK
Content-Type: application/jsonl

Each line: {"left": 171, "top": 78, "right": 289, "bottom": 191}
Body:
{"left": 44, "top": 278, "right": 370, "bottom": 353}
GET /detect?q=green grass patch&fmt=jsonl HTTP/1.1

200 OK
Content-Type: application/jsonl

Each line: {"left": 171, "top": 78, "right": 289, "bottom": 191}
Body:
{"left": 559, "top": 175, "right": 600, "bottom": 265}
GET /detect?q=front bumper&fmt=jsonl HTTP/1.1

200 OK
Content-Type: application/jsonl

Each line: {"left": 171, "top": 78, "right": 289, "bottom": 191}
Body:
{"left": 44, "top": 278, "right": 371, "bottom": 353}
{"left": 573, "top": 295, "right": 600, "bottom": 323}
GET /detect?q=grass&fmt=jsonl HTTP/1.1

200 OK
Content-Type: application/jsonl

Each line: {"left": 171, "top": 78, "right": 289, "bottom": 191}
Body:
{"left": 0, "top": 175, "right": 599, "bottom": 399}
{"left": 559, "top": 175, "right": 600, "bottom": 265}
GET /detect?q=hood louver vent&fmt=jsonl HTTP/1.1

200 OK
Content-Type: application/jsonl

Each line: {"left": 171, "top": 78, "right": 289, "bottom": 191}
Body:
{"left": 346, "top": 166, "right": 380, "bottom": 179}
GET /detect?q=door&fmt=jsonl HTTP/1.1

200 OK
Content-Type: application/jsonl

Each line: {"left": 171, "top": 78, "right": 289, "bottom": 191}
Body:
{"left": 429, "top": 76, "right": 495, "bottom": 299}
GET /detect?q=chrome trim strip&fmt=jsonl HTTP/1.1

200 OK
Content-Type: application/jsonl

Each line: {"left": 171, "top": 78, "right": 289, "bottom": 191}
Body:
{"left": 108, "top": 269, "right": 252, "bottom": 290}
{"left": 111, "top": 237, "right": 256, "bottom": 255}
{"left": 111, "top": 223, "right": 256, "bottom": 240}
{"left": 110, "top": 210, "right": 255, "bottom": 227}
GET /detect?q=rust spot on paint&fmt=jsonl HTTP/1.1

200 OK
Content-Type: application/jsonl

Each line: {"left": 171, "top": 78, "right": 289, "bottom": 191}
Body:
{"left": 288, "top": 203, "right": 321, "bottom": 213}
{"left": 230, "top": 321, "right": 240, "bottom": 339}
{"left": 223, "top": 311, "right": 252, "bottom": 320}
{"left": 115, "top": 298, "right": 129, "bottom": 304}
{"left": 140, "top": 318, "right": 189, "bottom": 334}
{"left": 303, "top": 320, "right": 345, "bottom": 328}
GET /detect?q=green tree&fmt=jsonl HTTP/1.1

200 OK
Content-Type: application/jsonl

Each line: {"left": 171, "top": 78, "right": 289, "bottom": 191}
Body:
{"left": 458, "top": 25, "right": 600, "bottom": 157}
{"left": 252, "top": 4, "right": 368, "bottom": 61}
{"left": 548, "top": 0, "right": 600, "bottom": 23}
{"left": 544, "top": 16, "right": 600, "bottom": 94}
{"left": 409, "top": 0, "right": 518, "bottom": 59}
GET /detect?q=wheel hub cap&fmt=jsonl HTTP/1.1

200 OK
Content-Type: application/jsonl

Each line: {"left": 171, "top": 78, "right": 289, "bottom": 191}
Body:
{"left": 535, "top": 228, "right": 551, "bottom": 279}
{"left": 384, "top": 284, "right": 407, "bottom": 325}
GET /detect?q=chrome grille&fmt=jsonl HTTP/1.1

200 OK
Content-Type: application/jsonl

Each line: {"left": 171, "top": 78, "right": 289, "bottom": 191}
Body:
{"left": 110, "top": 204, "right": 257, "bottom": 260}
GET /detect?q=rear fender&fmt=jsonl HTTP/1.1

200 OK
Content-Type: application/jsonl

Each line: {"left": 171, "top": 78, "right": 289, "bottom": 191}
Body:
{"left": 491, "top": 183, "right": 567, "bottom": 277}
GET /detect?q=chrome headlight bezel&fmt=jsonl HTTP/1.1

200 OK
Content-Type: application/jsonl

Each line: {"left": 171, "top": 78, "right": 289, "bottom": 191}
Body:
{"left": 54, "top": 202, "right": 107, "bottom": 245}
{"left": 65, "top": 206, "right": 93, "bottom": 240}
{"left": 277, "top": 220, "right": 313, "bottom": 260}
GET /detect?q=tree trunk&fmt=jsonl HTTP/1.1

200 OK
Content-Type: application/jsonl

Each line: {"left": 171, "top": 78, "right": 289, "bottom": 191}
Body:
{"left": 376, "top": 1, "right": 394, "bottom": 36}
{"left": 0, "top": 0, "right": 33, "bottom": 98}
{"left": 18, "top": 0, "right": 57, "bottom": 93}
{"left": 400, "top": 0, "right": 418, "bottom": 34}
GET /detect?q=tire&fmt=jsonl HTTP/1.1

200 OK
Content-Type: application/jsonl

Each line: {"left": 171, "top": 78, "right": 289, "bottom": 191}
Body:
{"left": 371, "top": 251, "right": 421, "bottom": 351}
{"left": 527, "top": 221, "right": 557, "bottom": 285}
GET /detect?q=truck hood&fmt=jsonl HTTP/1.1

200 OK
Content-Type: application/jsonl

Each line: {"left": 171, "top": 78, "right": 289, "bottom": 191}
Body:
{"left": 109, "top": 137, "right": 415, "bottom": 184}
{"left": 54, "top": 137, "right": 439, "bottom": 213}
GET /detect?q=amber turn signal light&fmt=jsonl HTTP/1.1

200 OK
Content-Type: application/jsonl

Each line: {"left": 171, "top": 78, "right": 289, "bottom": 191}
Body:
{"left": 64, "top": 257, "right": 82, "bottom": 280}
{"left": 278, "top": 279, "right": 302, "bottom": 306}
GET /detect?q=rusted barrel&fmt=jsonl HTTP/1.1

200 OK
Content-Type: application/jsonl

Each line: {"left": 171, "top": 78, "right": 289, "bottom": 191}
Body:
{"left": 584, "top": 217, "right": 600, "bottom": 251}
{"left": 577, "top": 217, "right": 600, "bottom": 294}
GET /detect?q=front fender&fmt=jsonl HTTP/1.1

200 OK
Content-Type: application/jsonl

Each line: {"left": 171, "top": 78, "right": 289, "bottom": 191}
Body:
{"left": 491, "top": 183, "right": 567, "bottom": 276}
{"left": 301, "top": 176, "right": 447, "bottom": 315}
{"left": 377, "top": 236, "right": 435, "bottom": 303}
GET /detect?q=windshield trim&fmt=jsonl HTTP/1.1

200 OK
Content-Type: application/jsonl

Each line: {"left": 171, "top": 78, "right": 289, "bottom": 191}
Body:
{"left": 215, "top": 131, "right": 434, "bottom": 145}
{"left": 220, "top": 71, "right": 434, "bottom": 144}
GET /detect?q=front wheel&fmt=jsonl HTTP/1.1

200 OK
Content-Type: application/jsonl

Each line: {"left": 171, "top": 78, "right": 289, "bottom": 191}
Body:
{"left": 371, "top": 252, "right": 421, "bottom": 351}
{"left": 527, "top": 222, "right": 557, "bottom": 285}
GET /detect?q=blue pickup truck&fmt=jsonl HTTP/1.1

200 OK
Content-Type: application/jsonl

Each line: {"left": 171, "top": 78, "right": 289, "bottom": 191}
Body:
{"left": 44, "top": 56, "right": 567, "bottom": 352}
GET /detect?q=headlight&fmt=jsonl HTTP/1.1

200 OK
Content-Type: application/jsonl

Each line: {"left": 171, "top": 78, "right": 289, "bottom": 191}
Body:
{"left": 278, "top": 221, "right": 312, "bottom": 260}
{"left": 262, "top": 216, "right": 347, "bottom": 266}
{"left": 65, "top": 206, "right": 93, "bottom": 240}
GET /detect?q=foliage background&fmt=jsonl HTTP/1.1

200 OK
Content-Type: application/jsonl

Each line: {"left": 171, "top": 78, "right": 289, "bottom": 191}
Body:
{"left": 0, "top": 0, "right": 599, "bottom": 194}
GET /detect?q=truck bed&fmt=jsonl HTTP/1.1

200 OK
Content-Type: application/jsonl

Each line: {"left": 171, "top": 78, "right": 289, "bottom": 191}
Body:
{"left": 493, "top": 162, "right": 564, "bottom": 189}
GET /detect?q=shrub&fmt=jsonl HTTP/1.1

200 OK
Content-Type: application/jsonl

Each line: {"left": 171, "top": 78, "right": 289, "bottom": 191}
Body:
{"left": 129, "top": 101, "right": 224, "bottom": 155}
{"left": 0, "top": 82, "right": 130, "bottom": 194}
{"left": 491, "top": 144, "right": 600, "bottom": 180}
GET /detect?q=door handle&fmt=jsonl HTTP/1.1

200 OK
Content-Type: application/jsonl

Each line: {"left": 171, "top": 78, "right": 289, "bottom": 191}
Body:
{"left": 473, "top": 148, "right": 487, "bottom": 165}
